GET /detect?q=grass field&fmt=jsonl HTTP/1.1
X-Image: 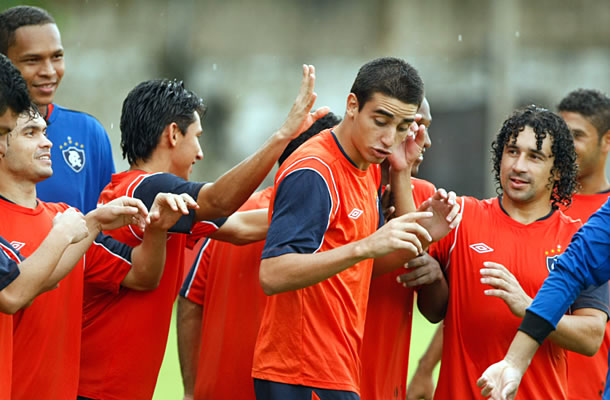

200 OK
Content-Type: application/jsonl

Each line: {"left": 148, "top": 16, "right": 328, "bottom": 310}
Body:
{"left": 152, "top": 303, "right": 441, "bottom": 399}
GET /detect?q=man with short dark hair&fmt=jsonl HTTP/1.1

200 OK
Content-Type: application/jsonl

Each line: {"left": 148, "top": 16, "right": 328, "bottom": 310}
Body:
{"left": 0, "top": 5, "right": 115, "bottom": 213}
{"left": 252, "top": 57, "right": 459, "bottom": 400}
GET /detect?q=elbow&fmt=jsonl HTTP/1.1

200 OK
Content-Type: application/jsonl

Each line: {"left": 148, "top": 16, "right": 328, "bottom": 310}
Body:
{"left": 582, "top": 332, "right": 605, "bottom": 357}
{"left": 0, "top": 294, "right": 25, "bottom": 315}
{"left": 259, "top": 264, "right": 281, "bottom": 296}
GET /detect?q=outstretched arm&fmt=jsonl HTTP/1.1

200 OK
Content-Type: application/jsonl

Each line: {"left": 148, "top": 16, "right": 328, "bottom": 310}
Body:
{"left": 0, "top": 209, "right": 89, "bottom": 314}
{"left": 195, "top": 65, "right": 329, "bottom": 222}
{"left": 177, "top": 296, "right": 203, "bottom": 400}
{"left": 207, "top": 209, "right": 268, "bottom": 245}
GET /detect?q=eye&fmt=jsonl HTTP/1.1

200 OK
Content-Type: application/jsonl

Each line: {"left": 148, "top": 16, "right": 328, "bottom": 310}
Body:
{"left": 374, "top": 119, "right": 386, "bottom": 127}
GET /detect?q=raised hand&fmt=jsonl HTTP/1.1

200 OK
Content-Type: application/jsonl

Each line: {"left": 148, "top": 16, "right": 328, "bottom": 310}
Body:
{"left": 146, "top": 193, "right": 199, "bottom": 231}
{"left": 416, "top": 189, "right": 461, "bottom": 243}
{"left": 52, "top": 207, "right": 89, "bottom": 244}
{"left": 89, "top": 196, "right": 149, "bottom": 232}
{"left": 481, "top": 262, "right": 532, "bottom": 318}
{"left": 397, "top": 252, "right": 443, "bottom": 288}
{"left": 387, "top": 116, "right": 426, "bottom": 172}
{"left": 477, "top": 359, "right": 522, "bottom": 400}
{"left": 277, "top": 64, "right": 330, "bottom": 140}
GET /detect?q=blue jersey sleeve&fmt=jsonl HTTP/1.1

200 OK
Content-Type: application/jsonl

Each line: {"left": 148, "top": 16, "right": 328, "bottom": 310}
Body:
{"left": 527, "top": 198, "right": 610, "bottom": 328}
{"left": 133, "top": 173, "right": 205, "bottom": 234}
{"left": 262, "top": 170, "right": 332, "bottom": 259}
{"left": 0, "top": 237, "right": 22, "bottom": 291}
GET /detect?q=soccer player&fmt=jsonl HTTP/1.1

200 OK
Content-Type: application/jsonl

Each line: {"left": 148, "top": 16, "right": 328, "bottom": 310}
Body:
{"left": 177, "top": 112, "right": 342, "bottom": 400}
{"left": 359, "top": 97, "right": 449, "bottom": 400}
{"left": 252, "top": 57, "right": 459, "bottom": 400}
{"left": 558, "top": 89, "right": 610, "bottom": 400}
{"left": 77, "top": 67, "right": 329, "bottom": 400}
{"left": 477, "top": 93, "right": 610, "bottom": 400}
{"left": 415, "top": 90, "right": 610, "bottom": 400}
{"left": 0, "top": 5, "right": 115, "bottom": 213}
{"left": 432, "top": 105, "right": 608, "bottom": 399}
{"left": 2, "top": 106, "right": 198, "bottom": 400}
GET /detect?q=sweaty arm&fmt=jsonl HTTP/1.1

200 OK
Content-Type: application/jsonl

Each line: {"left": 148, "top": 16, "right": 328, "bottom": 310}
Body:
{"left": 259, "top": 170, "right": 428, "bottom": 295}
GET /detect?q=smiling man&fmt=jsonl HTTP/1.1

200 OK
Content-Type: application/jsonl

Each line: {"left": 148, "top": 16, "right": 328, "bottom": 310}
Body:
{"left": 0, "top": 5, "right": 115, "bottom": 213}
{"left": 431, "top": 106, "right": 608, "bottom": 400}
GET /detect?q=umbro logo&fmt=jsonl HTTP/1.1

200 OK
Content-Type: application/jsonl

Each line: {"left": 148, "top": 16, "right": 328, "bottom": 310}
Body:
{"left": 348, "top": 208, "right": 363, "bottom": 219}
{"left": 10, "top": 241, "right": 25, "bottom": 251}
{"left": 469, "top": 243, "right": 494, "bottom": 254}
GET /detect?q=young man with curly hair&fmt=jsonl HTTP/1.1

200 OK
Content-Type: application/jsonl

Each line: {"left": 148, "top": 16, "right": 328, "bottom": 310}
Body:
{"left": 432, "top": 106, "right": 608, "bottom": 399}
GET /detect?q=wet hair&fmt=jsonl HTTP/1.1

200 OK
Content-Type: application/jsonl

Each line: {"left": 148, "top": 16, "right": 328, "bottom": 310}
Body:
{"left": 491, "top": 105, "right": 577, "bottom": 208}
{"left": 350, "top": 57, "right": 424, "bottom": 110}
{"left": 278, "top": 111, "right": 342, "bottom": 166}
{"left": 558, "top": 89, "right": 610, "bottom": 139}
{"left": 0, "top": 53, "right": 31, "bottom": 117}
{"left": 0, "top": 6, "right": 55, "bottom": 55}
{"left": 120, "top": 79, "right": 206, "bottom": 165}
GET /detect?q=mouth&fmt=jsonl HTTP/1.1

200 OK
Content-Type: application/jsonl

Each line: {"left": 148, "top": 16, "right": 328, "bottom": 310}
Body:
{"left": 371, "top": 148, "right": 391, "bottom": 159}
{"left": 37, "top": 153, "right": 52, "bottom": 163}
{"left": 32, "top": 82, "right": 57, "bottom": 95}
{"left": 509, "top": 176, "right": 529, "bottom": 188}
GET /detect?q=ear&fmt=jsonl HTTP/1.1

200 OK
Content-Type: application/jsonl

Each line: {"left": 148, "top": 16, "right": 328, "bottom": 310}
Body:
{"left": 600, "top": 130, "right": 610, "bottom": 154}
{"left": 165, "top": 122, "right": 181, "bottom": 148}
{"left": 345, "top": 93, "right": 359, "bottom": 119}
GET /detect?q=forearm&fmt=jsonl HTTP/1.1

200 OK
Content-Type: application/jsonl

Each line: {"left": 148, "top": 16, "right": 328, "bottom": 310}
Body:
{"left": 390, "top": 169, "right": 416, "bottom": 216}
{"left": 196, "top": 134, "right": 290, "bottom": 221}
{"left": 177, "top": 297, "right": 203, "bottom": 398}
{"left": 417, "top": 278, "right": 448, "bottom": 323}
{"left": 504, "top": 330, "right": 540, "bottom": 374}
{"left": 122, "top": 227, "right": 167, "bottom": 290}
{"left": 259, "top": 241, "right": 369, "bottom": 295}
{"left": 0, "top": 229, "right": 73, "bottom": 313}
{"left": 415, "top": 323, "right": 444, "bottom": 375}
{"left": 547, "top": 309, "right": 607, "bottom": 355}
{"left": 373, "top": 250, "right": 418, "bottom": 277}
{"left": 208, "top": 209, "right": 268, "bottom": 245}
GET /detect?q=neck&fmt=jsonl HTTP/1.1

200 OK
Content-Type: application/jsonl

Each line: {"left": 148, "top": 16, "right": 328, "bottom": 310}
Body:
{"left": 501, "top": 195, "right": 552, "bottom": 225}
{"left": 130, "top": 153, "right": 171, "bottom": 175}
{"left": 332, "top": 122, "right": 369, "bottom": 170}
{"left": 37, "top": 103, "right": 49, "bottom": 119}
{"left": 577, "top": 168, "right": 610, "bottom": 195}
{"left": 0, "top": 179, "right": 38, "bottom": 209}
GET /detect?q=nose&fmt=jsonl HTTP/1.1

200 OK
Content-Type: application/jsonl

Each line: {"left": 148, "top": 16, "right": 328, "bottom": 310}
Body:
{"left": 38, "top": 59, "right": 56, "bottom": 78}
{"left": 196, "top": 142, "right": 203, "bottom": 161}
{"left": 512, "top": 153, "right": 528, "bottom": 173}
{"left": 423, "top": 127, "right": 432, "bottom": 149}
{"left": 380, "top": 128, "right": 397, "bottom": 148}
{"left": 42, "top": 134, "right": 53, "bottom": 149}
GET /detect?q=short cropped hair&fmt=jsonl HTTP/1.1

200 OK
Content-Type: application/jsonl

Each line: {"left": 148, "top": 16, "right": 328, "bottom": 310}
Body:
{"left": 278, "top": 112, "right": 342, "bottom": 166}
{"left": 0, "top": 6, "right": 55, "bottom": 55}
{"left": 558, "top": 89, "right": 610, "bottom": 138}
{"left": 492, "top": 105, "right": 577, "bottom": 209}
{"left": 350, "top": 57, "right": 424, "bottom": 110}
{"left": 120, "top": 79, "right": 207, "bottom": 165}
{"left": 0, "top": 53, "right": 31, "bottom": 117}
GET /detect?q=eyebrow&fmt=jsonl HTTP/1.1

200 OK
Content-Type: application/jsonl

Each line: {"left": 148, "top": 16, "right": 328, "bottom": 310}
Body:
{"left": 374, "top": 109, "right": 415, "bottom": 124}
{"left": 506, "top": 143, "right": 548, "bottom": 158}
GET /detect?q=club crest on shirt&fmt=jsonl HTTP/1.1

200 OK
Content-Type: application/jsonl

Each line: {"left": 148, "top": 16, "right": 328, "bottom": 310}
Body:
{"left": 59, "top": 137, "right": 86, "bottom": 173}
{"left": 546, "top": 255, "right": 559, "bottom": 273}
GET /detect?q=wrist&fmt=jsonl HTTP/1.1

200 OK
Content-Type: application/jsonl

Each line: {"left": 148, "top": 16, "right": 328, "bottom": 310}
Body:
{"left": 84, "top": 212, "right": 102, "bottom": 236}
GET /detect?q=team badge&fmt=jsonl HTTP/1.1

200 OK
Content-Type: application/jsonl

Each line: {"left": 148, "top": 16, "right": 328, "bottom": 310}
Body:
{"left": 59, "top": 137, "right": 86, "bottom": 173}
{"left": 544, "top": 245, "right": 562, "bottom": 273}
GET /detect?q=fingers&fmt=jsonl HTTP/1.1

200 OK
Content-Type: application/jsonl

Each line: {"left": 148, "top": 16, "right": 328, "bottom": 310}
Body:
{"left": 395, "top": 211, "right": 433, "bottom": 223}
{"left": 311, "top": 106, "right": 330, "bottom": 121}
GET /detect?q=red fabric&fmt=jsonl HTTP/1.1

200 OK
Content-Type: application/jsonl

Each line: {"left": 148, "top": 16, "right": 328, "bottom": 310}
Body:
{"left": 252, "top": 130, "right": 381, "bottom": 394}
{"left": 359, "top": 178, "right": 436, "bottom": 400}
{"left": 0, "top": 199, "right": 130, "bottom": 400}
{"left": 562, "top": 192, "right": 610, "bottom": 400}
{"left": 432, "top": 197, "right": 581, "bottom": 399}
{"left": 79, "top": 170, "right": 214, "bottom": 400}
{"left": 0, "top": 313, "right": 12, "bottom": 399}
{"left": 183, "top": 188, "right": 272, "bottom": 400}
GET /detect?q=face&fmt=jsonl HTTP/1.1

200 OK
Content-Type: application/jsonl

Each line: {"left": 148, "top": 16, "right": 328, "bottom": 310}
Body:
{"left": 171, "top": 112, "right": 204, "bottom": 179}
{"left": 6, "top": 24, "right": 64, "bottom": 110}
{"left": 560, "top": 111, "right": 604, "bottom": 180}
{"left": 411, "top": 97, "right": 432, "bottom": 176}
{"left": 500, "top": 126, "right": 556, "bottom": 207}
{"left": 347, "top": 92, "right": 419, "bottom": 169}
{"left": 0, "top": 108, "right": 18, "bottom": 157}
{"left": 1, "top": 111, "right": 52, "bottom": 184}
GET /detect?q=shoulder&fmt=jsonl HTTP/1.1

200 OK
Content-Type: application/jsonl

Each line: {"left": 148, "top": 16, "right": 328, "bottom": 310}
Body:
{"left": 50, "top": 105, "right": 107, "bottom": 133}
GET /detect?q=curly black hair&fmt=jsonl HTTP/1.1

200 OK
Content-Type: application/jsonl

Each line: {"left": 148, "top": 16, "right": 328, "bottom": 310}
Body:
{"left": 120, "top": 79, "right": 206, "bottom": 165}
{"left": 0, "top": 53, "right": 31, "bottom": 117}
{"left": 558, "top": 89, "right": 610, "bottom": 139}
{"left": 491, "top": 105, "right": 577, "bottom": 209}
